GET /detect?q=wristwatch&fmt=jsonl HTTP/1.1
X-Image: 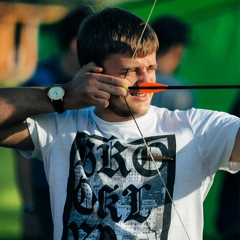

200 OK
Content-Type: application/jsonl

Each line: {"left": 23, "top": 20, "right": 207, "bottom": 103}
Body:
{"left": 47, "top": 85, "right": 65, "bottom": 114}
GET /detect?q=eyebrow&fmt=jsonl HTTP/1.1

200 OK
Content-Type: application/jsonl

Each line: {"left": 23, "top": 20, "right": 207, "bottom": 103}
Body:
{"left": 121, "top": 67, "right": 132, "bottom": 71}
{"left": 121, "top": 63, "right": 157, "bottom": 71}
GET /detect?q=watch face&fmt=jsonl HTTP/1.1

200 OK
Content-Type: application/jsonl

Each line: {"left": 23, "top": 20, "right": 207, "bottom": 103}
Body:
{"left": 48, "top": 86, "right": 65, "bottom": 100}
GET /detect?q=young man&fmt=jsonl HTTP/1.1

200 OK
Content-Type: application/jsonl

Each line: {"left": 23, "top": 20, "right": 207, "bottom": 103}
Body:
{"left": 0, "top": 7, "right": 239, "bottom": 240}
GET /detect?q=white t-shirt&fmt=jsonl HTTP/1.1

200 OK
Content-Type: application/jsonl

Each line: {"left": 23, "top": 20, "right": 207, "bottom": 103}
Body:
{"left": 24, "top": 106, "right": 240, "bottom": 240}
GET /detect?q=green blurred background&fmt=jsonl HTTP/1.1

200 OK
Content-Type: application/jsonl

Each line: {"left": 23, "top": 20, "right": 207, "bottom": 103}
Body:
{"left": 0, "top": 0, "right": 239, "bottom": 239}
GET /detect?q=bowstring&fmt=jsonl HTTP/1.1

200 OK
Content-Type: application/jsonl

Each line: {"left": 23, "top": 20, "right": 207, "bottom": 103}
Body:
{"left": 123, "top": 99, "right": 190, "bottom": 240}
{"left": 123, "top": 1, "right": 190, "bottom": 239}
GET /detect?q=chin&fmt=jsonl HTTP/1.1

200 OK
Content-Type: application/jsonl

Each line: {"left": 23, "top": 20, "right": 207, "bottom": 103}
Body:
{"left": 133, "top": 107, "right": 149, "bottom": 118}
{"left": 112, "top": 105, "right": 148, "bottom": 119}
{"left": 107, "top": 96, "right": 150, "bottom": 118}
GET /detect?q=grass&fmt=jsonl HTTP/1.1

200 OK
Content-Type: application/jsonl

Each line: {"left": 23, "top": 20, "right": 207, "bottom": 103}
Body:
{"left": 0, "top": 147, "right": 22, "bottom": 240}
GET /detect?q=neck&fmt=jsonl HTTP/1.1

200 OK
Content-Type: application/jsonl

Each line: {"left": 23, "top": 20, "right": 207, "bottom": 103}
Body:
{"left": 94, "top": 104, "right": 149, "bottom": 123}
{"left": 94, "top": 107, "right": 135, "bottom": 122}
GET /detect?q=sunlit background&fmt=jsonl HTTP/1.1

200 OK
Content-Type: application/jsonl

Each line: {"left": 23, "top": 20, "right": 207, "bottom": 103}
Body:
{"left": 0, "top": 0, "right": 239, "bottom": 239}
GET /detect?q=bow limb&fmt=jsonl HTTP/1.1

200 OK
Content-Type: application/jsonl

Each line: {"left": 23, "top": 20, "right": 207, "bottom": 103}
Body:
{"left": 123, "top": 1, "right": 191, "bottom": 239}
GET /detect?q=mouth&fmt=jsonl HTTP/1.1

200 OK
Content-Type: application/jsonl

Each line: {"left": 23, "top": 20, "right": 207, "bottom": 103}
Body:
{"left": 130, "top": 92, "right": 146, "bottom": 97}
{"left": 129, "top": 86, "right": 146, "bottom": 97}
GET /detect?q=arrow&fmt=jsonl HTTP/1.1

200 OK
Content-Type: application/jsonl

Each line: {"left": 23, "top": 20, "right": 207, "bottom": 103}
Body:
{"left": 125, "top": 82, "right": 240, "bottom": 94}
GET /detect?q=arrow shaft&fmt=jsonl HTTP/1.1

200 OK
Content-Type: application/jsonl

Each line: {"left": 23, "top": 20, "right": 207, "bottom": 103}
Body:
{"left": 128, "top": 85, "right": 240, "bottom": 90}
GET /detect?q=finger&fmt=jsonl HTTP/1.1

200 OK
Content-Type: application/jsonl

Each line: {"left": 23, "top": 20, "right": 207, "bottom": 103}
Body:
{"left": 80, "top": 91, "right": 111, "bottom": 108}
{"left": 93, "top": 75, "right": 129, "bottom": 98}
{"left": 93, "top": 97, "right": 110, "bottom": 108}
{"left": 81, "top": 62, "right": 103, "bottom": 73}
{"left": 82, "top": 74, "right": 129, "bottom": 97}
{"left": 96, "top": 74, "right": 130, "bottom": 88}
{"left": 99, "top": 83, "right": 128, "bottom": 97}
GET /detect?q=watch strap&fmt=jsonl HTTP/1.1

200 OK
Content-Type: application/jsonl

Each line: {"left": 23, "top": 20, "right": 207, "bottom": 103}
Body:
{"left": 52, "top": 99, "right": 65, "bottom": 114}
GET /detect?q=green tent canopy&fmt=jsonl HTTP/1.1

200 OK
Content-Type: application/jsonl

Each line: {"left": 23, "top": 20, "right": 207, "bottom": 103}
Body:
{"left": 115, "top": 0, "right": 240, "bottom": 112}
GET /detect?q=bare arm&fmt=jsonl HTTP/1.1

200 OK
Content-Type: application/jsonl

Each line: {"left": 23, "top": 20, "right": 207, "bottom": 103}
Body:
{"left": 0, "top": 62, "right": 129, "bottom": 150}
{"left": 0, "top": 87, "right": 51, "bottom": 150}
{"left": 0, "top": 87, "right": 52, "bottom": 129}
{"left": 229, "top": 128, "right": 240, "bottom": 163}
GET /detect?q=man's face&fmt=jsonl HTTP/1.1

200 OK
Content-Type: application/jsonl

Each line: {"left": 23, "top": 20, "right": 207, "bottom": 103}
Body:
{"left": 96, "top": 51, "right": 157, "bottom": 121}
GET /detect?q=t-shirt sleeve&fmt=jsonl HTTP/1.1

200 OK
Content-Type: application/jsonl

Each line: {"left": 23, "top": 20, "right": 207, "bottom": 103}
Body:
{"left": 188, "top": 109, "right": 240, "bottom": 173}
{"left": 20, "top": 115, "right": 50, "bottom": 161}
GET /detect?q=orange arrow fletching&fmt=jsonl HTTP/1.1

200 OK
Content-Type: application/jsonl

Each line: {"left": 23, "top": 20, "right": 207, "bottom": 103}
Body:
{"left": 126, "top": 82, "right": 169, "bottom": 93}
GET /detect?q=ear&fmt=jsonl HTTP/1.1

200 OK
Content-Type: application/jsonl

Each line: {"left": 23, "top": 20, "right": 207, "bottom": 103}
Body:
{"left": 70, "top": 38, "right": 77, "bottom": 54}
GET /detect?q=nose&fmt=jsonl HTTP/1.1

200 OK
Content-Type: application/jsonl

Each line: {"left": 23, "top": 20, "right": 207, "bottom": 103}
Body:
{"left": 138, "top": 69, "right": 150, "bottom": 83}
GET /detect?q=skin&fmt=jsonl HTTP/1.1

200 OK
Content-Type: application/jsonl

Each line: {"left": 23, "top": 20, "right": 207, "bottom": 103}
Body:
{"left": 95, "top": 52, "right": 157, "bottom": 121}
{"left": 0, "top": 62, "right": 129, "bottom": 150}
{"left": 0, "top": 52, "right": 239, "bottom": 163}
{"left": 230, "top": 129, "right": 240, "bottom": 163}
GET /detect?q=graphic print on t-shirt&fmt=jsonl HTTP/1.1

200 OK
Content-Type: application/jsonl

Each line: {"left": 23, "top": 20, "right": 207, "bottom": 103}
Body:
{"left": 62, "top": 133, "right": 176, "bottom": 240}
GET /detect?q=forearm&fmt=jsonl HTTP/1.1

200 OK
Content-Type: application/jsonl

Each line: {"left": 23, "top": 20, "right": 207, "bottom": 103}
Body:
{"left": 0, "top": 69, "right": 128, "bottom": 130}
{"left": 230, "top": 128, "right": 240, "bottom": 163}
{"left": 0, "top": 63, "right": 129, "bottom": 147}
{"left": 0, "top": 87, "right": 53, "bottom": 129}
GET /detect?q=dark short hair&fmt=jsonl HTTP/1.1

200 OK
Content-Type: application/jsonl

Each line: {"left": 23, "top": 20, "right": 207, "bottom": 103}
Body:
{"left": 77, "top": 8, "right": 159, "bottom": 67}
{"left": 151, "top": 15, "right": 191, "bottom": 56}
{"left": 57, "top": 5, "right": 93, "bottom": 50}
